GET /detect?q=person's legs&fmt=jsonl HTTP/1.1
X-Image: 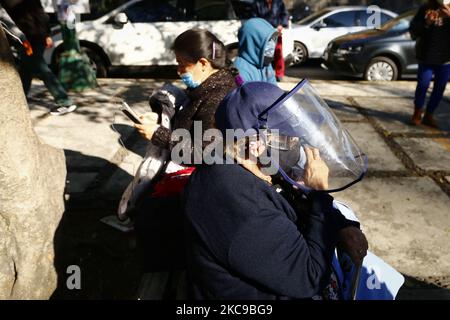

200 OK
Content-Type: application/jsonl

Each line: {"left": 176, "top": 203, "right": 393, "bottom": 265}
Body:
{"left": 423, "top": 64, "right": 450, "bottom": 127}
{"left": 412, "top": 64, "right": 434, "bottom": 125}
{"left": 18, "top": 52, "right": 33, "bottom": 95}
{"left": 32, "top": 47, "right": 73, "bottom": 108}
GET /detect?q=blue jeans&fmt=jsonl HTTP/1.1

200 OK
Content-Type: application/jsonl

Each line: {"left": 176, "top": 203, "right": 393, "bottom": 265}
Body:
{"left": 414, "top": 63, "right": 450, "bottom": 114}
{"left": 19, "top": 44, "right": 73, "bottom": 108}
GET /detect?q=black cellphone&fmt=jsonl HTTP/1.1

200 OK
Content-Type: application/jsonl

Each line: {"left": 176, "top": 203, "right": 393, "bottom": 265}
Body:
{"left": 121, "top": 102, "right": 142, "bottom": 124}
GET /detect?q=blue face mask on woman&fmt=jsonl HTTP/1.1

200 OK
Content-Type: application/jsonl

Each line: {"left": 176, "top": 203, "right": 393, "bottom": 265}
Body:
{"left": 263, "top": 37, "right": 277, "bottom": 66}
{"left": 180, "top": 72, "right": 201, "bottom": 89}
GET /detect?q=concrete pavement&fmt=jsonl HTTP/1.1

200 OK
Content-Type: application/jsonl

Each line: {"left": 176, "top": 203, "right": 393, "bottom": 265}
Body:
{"left": 28, "top": 78, "right": 450, "bottom": 299}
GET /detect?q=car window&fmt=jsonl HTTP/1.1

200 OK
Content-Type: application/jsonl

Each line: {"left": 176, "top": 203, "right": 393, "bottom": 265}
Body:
{"left": 380, "top": 13, "right": 393, "bottom": 25}
{"left": 231, "top": 0, "right": 254, "bottom": 19}
{"left": 355, "top": 10, "right": 372, "bottom": 27}
{"left": 297, "top": 9, "right": 332, "bottom": 25}
{"left": 84, "top": 0, "right": 126, "bottom": 20}
{"left": 323, "top": 11, "right": 356, "bottom": 28}
{"left": 381, "top": 13, "right": 414, "bottom": 32}
{"left": 355, "top": 10, "right": 395, "bottom": 28}
{"left": 193, "top": 0, "right": 234, "bottom": 20}
{"left": 124, "top": 0, "right": 179, "bottom": 23}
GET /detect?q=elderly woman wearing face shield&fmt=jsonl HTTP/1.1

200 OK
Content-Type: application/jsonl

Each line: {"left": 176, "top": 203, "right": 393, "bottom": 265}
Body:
{"left": 182, "top": 81, "right": 373, "bottom": 300}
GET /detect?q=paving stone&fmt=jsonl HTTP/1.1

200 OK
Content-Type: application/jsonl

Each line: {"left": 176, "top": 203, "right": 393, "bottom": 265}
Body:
{"left": 322, "top": 96, "right": 365, "bottom": 122}
{"left": 344, "top": 122, "right": 406, "bottom": 171}
{"left": 101, "top": 149, "right": 144, "bottom": 197}
{"left": 33, "top": 99, "right": 150, "bottom": 170}
{"left": 354, "top": 97, "right": 450, "bottom": 134}
{"left": 395, "top": 137, "right": 450, "bottom": 171}
{"left": 336, "top": 177, "right": 450, "bottom": 279}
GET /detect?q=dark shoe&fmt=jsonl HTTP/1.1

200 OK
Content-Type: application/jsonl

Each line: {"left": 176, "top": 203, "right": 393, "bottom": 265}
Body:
{"left": 422, "top": 113, "right": 439, "bottom": 128}
{"left": 50, "top": 104, "right": 77, "bottom": 116}
{"left": 411, "top": 108, "right": 423, "bottom": 126}
{"left": 276, "top": 76, "right": 284, "bottom": 82}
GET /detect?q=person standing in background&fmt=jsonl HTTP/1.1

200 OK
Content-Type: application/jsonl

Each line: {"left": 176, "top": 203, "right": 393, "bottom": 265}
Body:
{"left": 234, "top": 18, "right": 278, "bottom": 85}
{"left": 410, "top": 0, "right": 450, "bottom": 128}
{"left": 0, "top": 0, "right": 77, "bottom": 115}
{"left": 252, "top": 0, "right": 289, "bottom": 82}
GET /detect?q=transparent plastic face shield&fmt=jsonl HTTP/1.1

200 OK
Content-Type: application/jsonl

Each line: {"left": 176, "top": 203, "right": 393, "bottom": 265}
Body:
{"left": 258, "top": 80, "right": 368, "bottom": 193}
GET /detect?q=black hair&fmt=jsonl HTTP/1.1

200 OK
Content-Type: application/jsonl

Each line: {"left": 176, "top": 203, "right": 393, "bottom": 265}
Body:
{"left": 172, "top": 28, "right": 239, "bottom": 77}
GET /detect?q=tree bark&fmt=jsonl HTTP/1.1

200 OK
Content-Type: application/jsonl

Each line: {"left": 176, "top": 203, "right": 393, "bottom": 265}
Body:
{"left": 0, "top": 26, "right": 66, "bottom": 299}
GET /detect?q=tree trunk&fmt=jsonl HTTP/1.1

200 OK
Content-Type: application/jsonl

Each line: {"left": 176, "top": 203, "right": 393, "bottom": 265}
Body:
{"left": 0, "top": 27, "right": 66, "bottom": 299}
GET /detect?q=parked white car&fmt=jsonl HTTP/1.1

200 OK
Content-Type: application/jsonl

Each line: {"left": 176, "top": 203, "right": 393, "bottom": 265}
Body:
{"left": 44, "top": 0, "right": 293, "bottom": 77}
{"left": 285, "top": 6, "right": 398, "bottom": 65}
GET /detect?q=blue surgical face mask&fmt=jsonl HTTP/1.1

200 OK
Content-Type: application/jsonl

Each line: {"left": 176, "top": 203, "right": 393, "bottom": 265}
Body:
{"left": 180, "top": 72, "right": 201, "bottom": 89}
{"left": 263, "top": 38, "right": 277, "bottom": 66}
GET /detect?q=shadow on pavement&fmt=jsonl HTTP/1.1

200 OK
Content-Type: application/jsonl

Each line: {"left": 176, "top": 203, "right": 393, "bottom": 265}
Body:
{"left": 397, "top": 275, "right": 450, "bottom": 300}
{"left": 360, "top": 101, "right": 450, "bottom": 133}
{"left": 112, "top": 123, "right": 146, "bottom": 158}
{"left": 109, "top": 66, "right": 178, "bottom": 80}
{"left": 324, "top": 98, "right": 364, "bottom": 121}
{"left": 51, "top": 150, "right": 142, "bottom": 299}
{"left": 286, "top": 59, "right": 417, "bottom": 82}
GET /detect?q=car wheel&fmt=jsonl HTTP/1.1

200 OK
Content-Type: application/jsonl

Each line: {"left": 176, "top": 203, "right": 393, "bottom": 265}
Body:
{"left": 364, "top": 57, "right": 398, "bottom": 81}
{"left": 292, "top": 42, "right": 308, "bottom": 65}
{"left": 80, "top": 47, "right": 108, "bottom": 78}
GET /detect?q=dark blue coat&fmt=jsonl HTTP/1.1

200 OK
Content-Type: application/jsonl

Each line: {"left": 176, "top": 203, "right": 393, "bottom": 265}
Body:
{"left": 409, "top": 4, "right": 450, "bottom": 65}
{"left": 252, "top": 0, "right": 289, "bottom": 28}
{"left": 183, "top": 163, "right": 356, "bottom": 299}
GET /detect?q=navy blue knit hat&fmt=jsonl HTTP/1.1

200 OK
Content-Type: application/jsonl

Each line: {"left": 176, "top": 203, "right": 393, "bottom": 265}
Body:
{"left": 215, "top": 82, "right": 285, "bottom": 136}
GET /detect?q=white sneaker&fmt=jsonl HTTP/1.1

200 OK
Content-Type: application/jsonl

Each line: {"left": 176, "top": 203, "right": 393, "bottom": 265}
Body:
{"left": 50, "top": 104, "right": 77, "bottom": 116}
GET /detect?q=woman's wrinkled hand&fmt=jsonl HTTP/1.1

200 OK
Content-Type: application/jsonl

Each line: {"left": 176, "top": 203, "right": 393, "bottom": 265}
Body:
{"left": 134, "top": 112, "right": 160, "bottom": 141}
{"left": 425, "top": 9, "right": 439, "bottom": 25}
{"left": 441, "top": 5, "right": 450, "bottom": 18}
{"left": 338, "top": 227, "right": 369, "bottom": 265}
{"left": 303, "top": 147, "right": 329, "bottom": 190}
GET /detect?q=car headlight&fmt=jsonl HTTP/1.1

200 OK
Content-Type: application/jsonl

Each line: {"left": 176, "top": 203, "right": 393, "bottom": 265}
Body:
{"left": 336, "top": 46, "right": 363, "bottom": 55}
